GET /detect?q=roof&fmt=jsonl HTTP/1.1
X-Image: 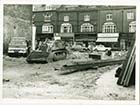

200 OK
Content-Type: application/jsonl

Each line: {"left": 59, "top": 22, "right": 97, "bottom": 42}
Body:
{"left": 32, "top": 5, "right": 136, "bottom": 12}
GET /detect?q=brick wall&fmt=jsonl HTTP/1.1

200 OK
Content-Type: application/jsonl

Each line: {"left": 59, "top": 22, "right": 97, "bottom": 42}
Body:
{"left": 3, "top": 5, "right": 32, "bottom": 54}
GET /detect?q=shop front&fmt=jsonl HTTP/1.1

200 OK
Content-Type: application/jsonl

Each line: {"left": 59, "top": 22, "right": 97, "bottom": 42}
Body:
{"left": 96, "top": 33, "right": 119, "bottom": 49}
{"left": 57, "top": 33, "right": 74, "bottom": 46}
{"left": 120, "top": 33, "right": 135, "bottom": 50}
{"left": 36, "top": 33, "right": 54, "bottom": 41}
{"left": 75, "top": 33, "right": 97, "bottom": 47}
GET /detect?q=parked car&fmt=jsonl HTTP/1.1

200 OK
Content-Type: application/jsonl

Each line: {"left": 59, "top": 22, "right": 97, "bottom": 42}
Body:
{"left": 8, "top": 37, "right": 28, "bottom": 56}
{"left": 93, "top": 44, "right": 111, "bottom": 52}
{"left": 71, "top": 44, "right": 89, "bottom": 52}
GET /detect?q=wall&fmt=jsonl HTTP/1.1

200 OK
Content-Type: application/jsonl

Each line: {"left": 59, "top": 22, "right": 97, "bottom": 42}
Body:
{"left": 34, "top": 11, "right": 57, "bottom": 33}
{"left": 57, "top": 11, "right": 77, "bottom": 33}
{"left": 78, "top": 11, "right": 98, "bottom": 33}
{"left": 33, "top": 10, "right": 98, "bottom": 33}
{"left": 3, "top": 5, "right": 32, "bottom": 54}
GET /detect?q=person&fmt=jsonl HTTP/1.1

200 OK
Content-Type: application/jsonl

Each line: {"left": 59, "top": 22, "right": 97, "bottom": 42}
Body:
{"left": 105, "top": 49, "right": 112, "bottom": 56}
{"left": 27, "top": 40, "right": 31, "bottom": 54}
{"left": 84, "top": 41, "right": 89, "bottom": 48}
{"left": 88, "top": 42, "right": 94, "bottom": 52}
{"left": 42, "top": 40, "right": 48, "bottom": 52}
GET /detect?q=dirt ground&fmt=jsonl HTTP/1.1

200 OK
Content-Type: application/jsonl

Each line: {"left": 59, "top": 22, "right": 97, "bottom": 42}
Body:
{"left": 3, "top": 51, "right": 135, "bottom": 100}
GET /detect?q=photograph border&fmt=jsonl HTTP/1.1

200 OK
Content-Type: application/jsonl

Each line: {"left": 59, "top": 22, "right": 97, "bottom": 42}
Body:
{"left": 0, "top": 0, "right": 139, "bottom": 105}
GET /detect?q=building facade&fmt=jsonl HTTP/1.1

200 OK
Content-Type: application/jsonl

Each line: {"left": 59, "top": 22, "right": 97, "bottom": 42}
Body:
{"left": 32, "top": 5, "right": 136, "bottom": 50}
{"left": 97, "top": 7, "right": 136, "bottom": 50}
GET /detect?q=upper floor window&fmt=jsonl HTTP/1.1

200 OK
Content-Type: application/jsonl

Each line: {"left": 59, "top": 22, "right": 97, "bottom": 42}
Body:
{"left": 102, "top": 22, "right": 116, "bottom": 33}
{"left": 127, "top": 11, "right": 134, "bottom": 20}
{"left": 84, "top": 15, "right": 90, "bottom": 21}
{"left": 61, "top": 23, "right": 72, "bottom": 33}
{"left": 129, "top": 21, "right": 136, "bottom": 32}
{"left": 43, "top": 13, "right": 51, "bottom": 22}
{"left": 42, "top": 23, "right": 53, "bottom": 33}
{"left": 64, "top": 16, "right": 69, "bottom": 22}
{"left": 45, "top": 5, "right": 52, "bottom": 10}
{"left": 106, "top": 13, "right": 113, "bottom": 21}
{"left": 81, "top": 23, "right": 94, "bottom": 32}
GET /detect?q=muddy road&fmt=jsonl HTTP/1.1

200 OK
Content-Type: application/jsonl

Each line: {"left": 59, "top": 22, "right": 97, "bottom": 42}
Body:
{"left": 3, "top": 51, "right": 135, "bottom": 100}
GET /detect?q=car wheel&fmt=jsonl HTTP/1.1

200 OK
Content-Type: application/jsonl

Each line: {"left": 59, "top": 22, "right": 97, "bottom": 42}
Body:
{"left": 23, "top": 53, "right": 27, "bottom": 57}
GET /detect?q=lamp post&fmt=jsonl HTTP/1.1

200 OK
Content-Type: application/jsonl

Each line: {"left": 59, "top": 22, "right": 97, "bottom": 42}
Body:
{"left": 32, "top": 14, "right": 36, "bottom": 50}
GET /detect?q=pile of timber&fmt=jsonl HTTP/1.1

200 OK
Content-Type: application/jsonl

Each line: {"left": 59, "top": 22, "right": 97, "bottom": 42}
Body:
{"left": 117, "top": 43, "right": 135, "bottom": 87}
{"left": 59, "top": 58, "right": 125, "bottom": 75}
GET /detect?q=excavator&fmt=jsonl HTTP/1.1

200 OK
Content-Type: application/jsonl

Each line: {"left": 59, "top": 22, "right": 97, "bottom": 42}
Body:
{"left": 26, "top": 40, "right": 68, "bottom": 63}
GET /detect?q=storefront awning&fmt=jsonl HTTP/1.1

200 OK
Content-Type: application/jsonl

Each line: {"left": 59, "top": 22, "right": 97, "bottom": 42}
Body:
{"left": 76, "top": 38, "right": 96, "bottom": 42}
{"left": 96, "top": 38, "right": 118, "bottom": 42}
{"left": 96, "top": 33, "right": 119, "bottom": 42}
{"left": 97, "top": 33, "right": 119, "bottom": 37}
{"left": 57, "top": 33, "right": 74, "bottom": 37}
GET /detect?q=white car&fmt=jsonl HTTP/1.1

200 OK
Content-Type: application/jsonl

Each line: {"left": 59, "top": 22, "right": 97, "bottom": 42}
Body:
{"left": 8, "top": 37, "right": 28, "bottom": 56}
{"left": 93, "top": 45, "right": 111, "bottom": 51}
{"left": 71, "top": 44, "right": 89, "bottom": 52}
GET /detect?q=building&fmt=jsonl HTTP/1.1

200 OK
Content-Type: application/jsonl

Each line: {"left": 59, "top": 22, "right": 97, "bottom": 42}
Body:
{"left": 97, "top": 6, "right": 136, "bottom": 50}
{"left": 32, "top": 5, "right": 136, "bottom": 50}
{"left": 4, "top": 5, "right": 32, "bottom": 53}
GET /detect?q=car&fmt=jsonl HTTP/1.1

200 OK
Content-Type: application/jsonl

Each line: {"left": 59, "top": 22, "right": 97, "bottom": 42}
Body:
{"left": 71, "top": 44, "right": 89, "bottom": 52}
{"left": 8, "top": 37, "right": 28, "bottom": 56}
{"left": 93, "top": 44, "right": 111, "bottom": 52}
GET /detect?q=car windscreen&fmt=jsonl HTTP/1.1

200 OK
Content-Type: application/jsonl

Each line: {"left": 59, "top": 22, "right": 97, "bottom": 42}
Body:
{"left": 9, "top": 40, "right": 27, "bottom": 47}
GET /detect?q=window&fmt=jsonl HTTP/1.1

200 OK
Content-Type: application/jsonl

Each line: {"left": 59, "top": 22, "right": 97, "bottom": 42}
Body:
{"left": 84, "top": 15, "right": 90, "bottom": 21}
{"left": 102, "top": 22, "right": 116, "bottom": 33}
{"left": 64, "top": 16, "right": 69, "bottom": 22}
{"left": 106, "top": 14, "right": 113, "bottom": 21}
{"left": 129, "top": 21, "right": 136, "bottom": 32}
{"left": 42, "top": 24, "right": 53, "bottom": 33}
{"left": 32, "top": 14, "right": 35, "bottom": 22}
{"left": 43, "top": 13, "right": 51, "bottom": 22}
{"left": 81, "top": 23, "right": 94, "bottom": 32}
{"left": 127, "top": 11, "right": 134, "bottom": 20}
{"left": 45, "top": 5, "right": 52, "bottom": 10}
{"left": 61, "top": 23, "right": 72, "bottom": 33}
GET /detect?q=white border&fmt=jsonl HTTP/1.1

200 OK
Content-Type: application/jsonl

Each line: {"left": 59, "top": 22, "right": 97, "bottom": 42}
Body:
{"left": 0, "top": 0, "right": 139, "bottom": 5}
{"left": 0, "top": 0, "right": 139, "bottom": 105}
{"left": 0, "top": 0, "right": 3, "bottom": 101}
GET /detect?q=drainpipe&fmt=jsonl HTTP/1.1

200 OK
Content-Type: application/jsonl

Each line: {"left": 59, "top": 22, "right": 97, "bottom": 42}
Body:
{"left": 122, "top": 10, "right": 124, "bottom": 33}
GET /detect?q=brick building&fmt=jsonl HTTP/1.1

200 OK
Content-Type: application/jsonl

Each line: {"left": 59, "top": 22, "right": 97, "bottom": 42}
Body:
{"left": 32, "top": 5, "right": 136, "bottom": 50}
{"left": 97, "top": 6, "right": 136, "bottom": 50}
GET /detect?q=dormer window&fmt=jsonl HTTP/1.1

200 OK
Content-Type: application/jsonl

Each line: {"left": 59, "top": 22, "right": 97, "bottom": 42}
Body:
{"left": 106, "top": 13, "right": 112, "bottom": 21}
{"left": 43, "top": 13, "right": 51, "bottom": 22}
